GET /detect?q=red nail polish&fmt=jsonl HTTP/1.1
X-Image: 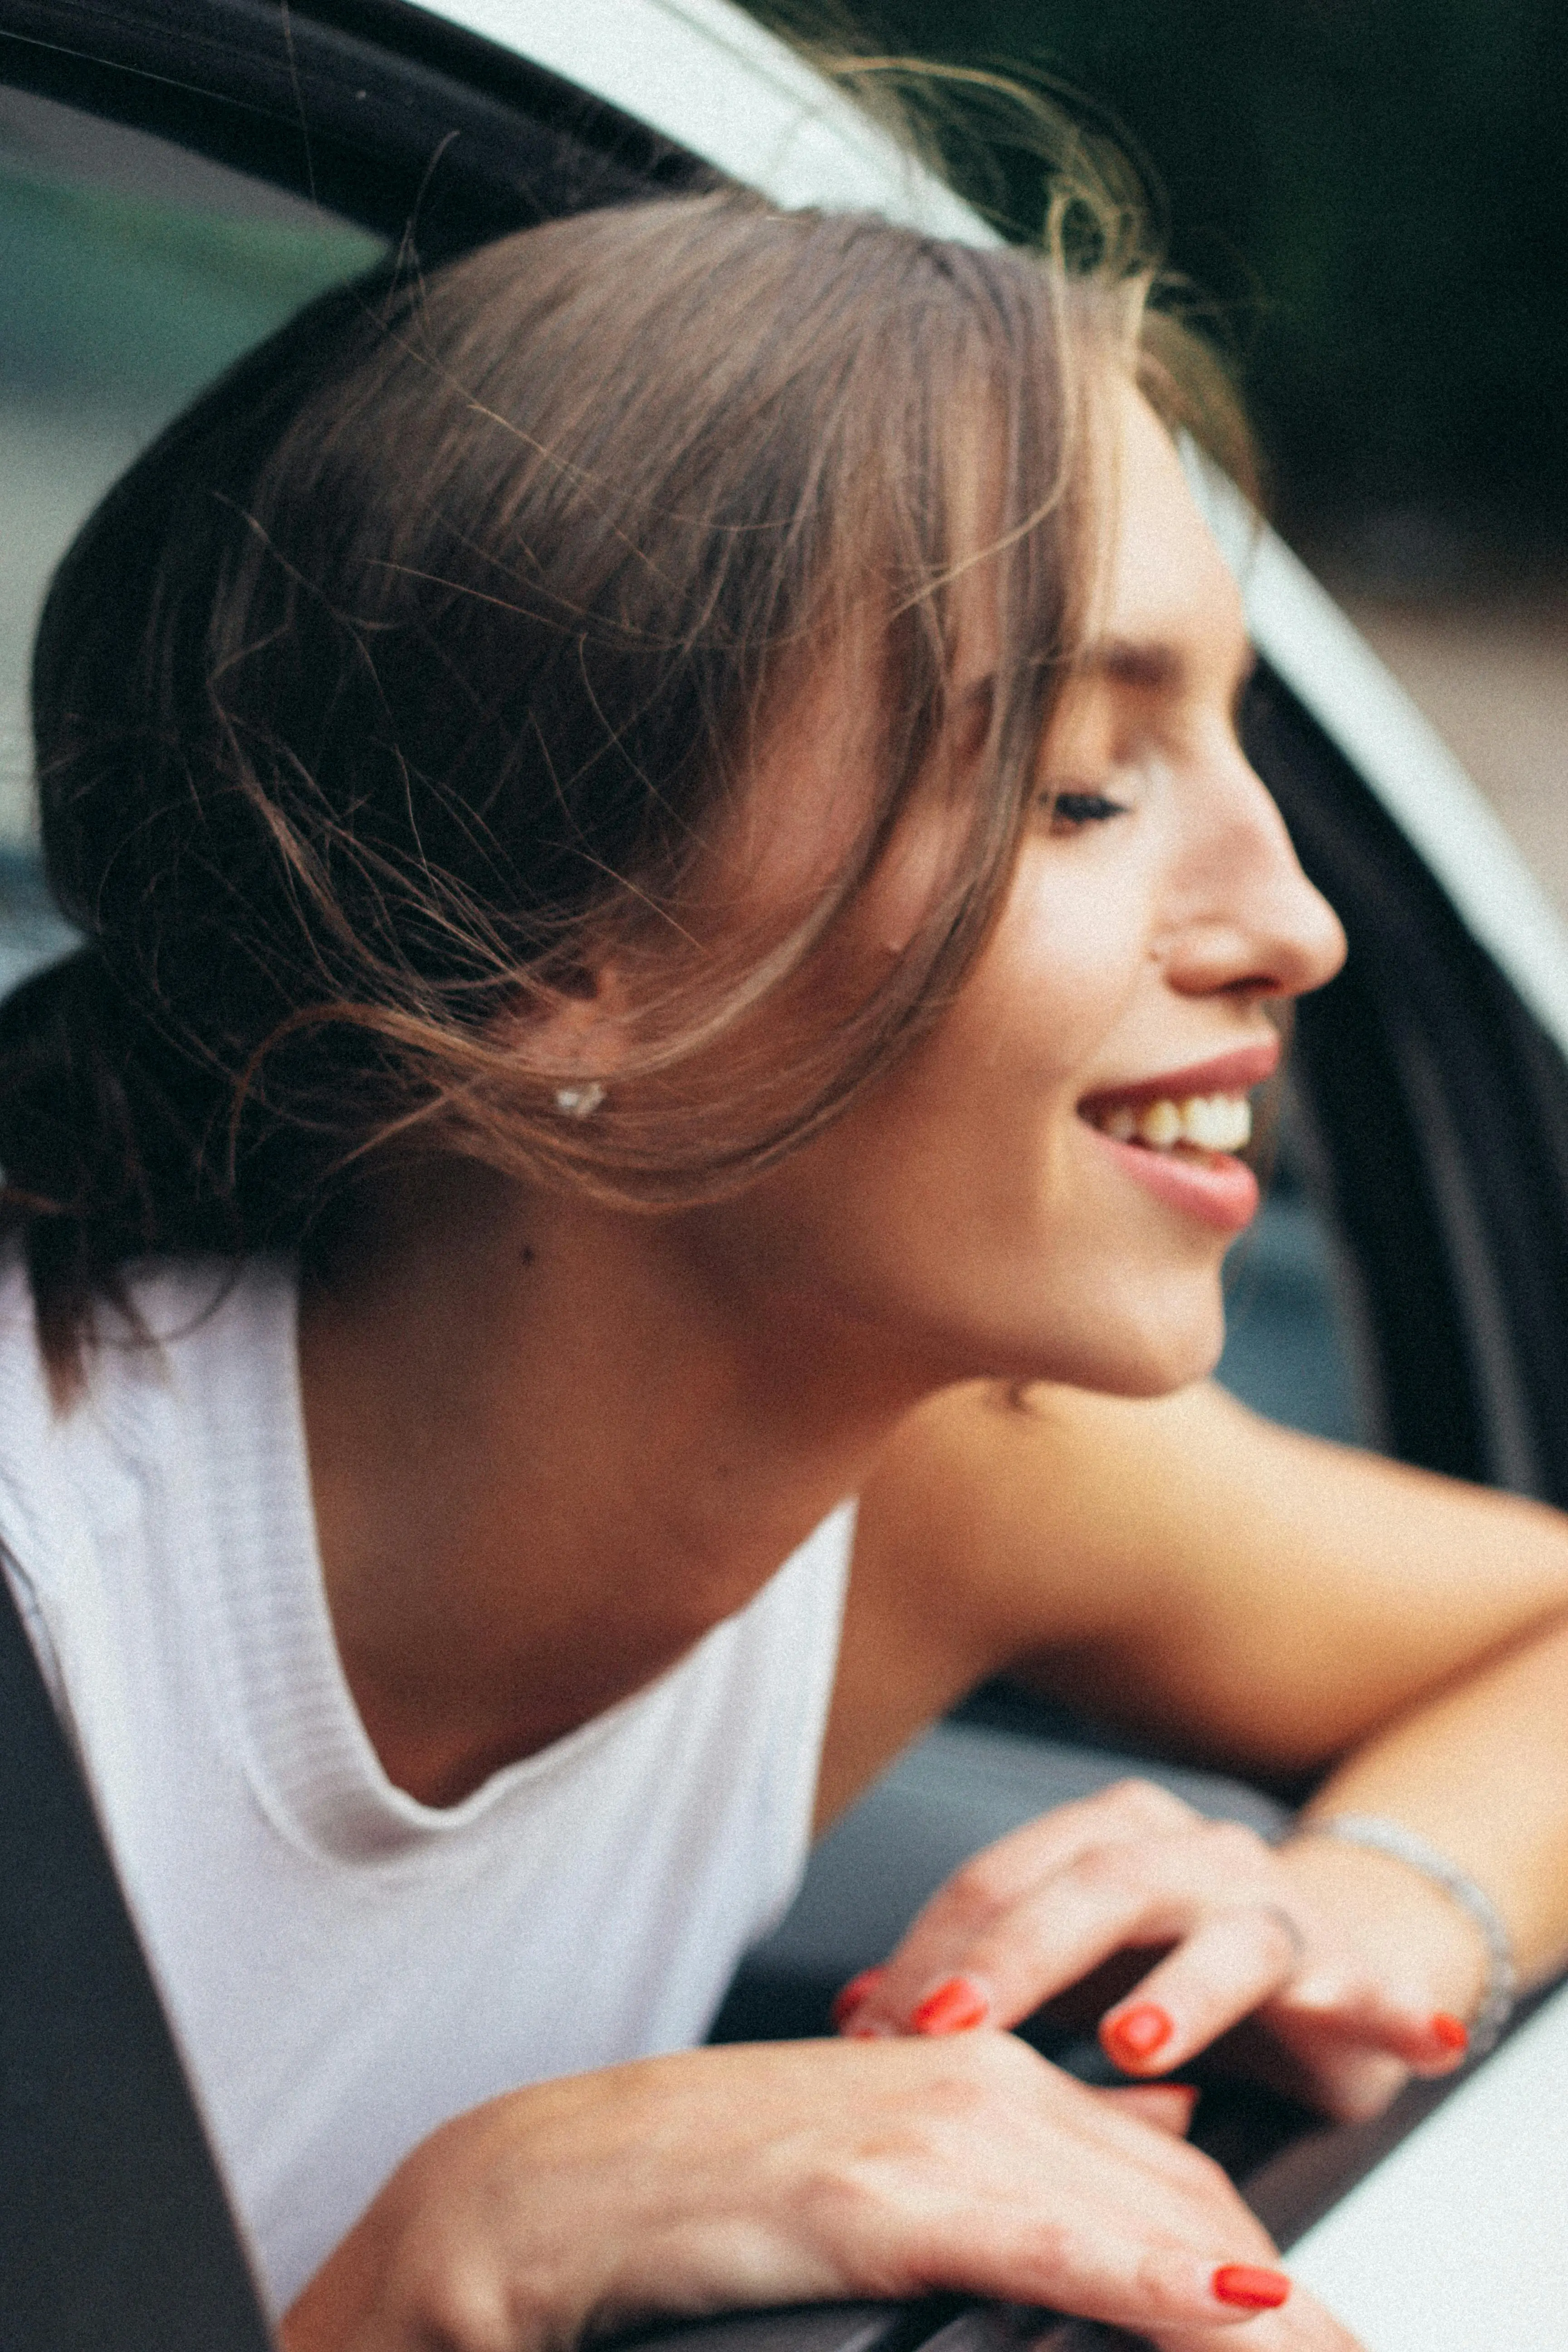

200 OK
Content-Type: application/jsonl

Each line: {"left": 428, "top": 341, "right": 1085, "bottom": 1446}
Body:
{"left": 911, "top": 1977, "right": 990, "bottom": 2035}
{"left": 1431, "top": 2012, "right": 1470, "bottom": 2053}
{"left": 1212, "top": 2265, "right": 1291, "bottom": 2310}
{"left": 1102, "top": 2001, "right": 1174, "bottom": 2066}
{"left": 831, "top": 1967, "right": 887, "bottom": 2028}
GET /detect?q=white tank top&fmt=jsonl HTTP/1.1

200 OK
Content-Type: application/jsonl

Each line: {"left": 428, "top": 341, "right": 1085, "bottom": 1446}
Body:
{"left": 0, "top": 1249, "right": 853, "bottom": 2317}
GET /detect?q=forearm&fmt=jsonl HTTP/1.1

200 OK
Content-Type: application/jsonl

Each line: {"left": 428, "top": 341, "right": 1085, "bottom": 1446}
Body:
{"left": 931, "top": 1382, "right": 1568, "bottom": 1779}
{"left": 1289, "top": 1606, "right": 1568, "bottom": 1994}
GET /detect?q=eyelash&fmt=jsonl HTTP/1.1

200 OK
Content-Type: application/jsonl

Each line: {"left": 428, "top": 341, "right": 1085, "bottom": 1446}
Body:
{"left": 1045, "top": 789, "right": 1129, "bottom": 831}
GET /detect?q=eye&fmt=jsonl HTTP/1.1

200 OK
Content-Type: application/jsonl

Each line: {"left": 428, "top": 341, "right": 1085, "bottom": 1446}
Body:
{"left": 1044, "top": 788, "right": 1129, "bottom": 833}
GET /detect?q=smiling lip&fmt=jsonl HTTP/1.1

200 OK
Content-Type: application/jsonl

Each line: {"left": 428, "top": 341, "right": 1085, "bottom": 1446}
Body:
{"left": 1077, "top": 1038, "right": 1280, "bottom": 1120}
{"left": 1094, "top": 1132, "right": 1261, "bottom": 1232}
{"left": 1078, "top": 1037, "right": 1278, "bottom": 1236}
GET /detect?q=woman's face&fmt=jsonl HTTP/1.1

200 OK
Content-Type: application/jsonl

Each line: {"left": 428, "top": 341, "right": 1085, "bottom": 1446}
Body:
{"left": 681, "top": 386, "right": 1347, "bottom": 1399}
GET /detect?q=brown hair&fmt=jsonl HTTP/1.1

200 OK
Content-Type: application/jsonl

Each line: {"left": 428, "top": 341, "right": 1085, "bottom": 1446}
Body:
{"left": 0, "top": 181, "right": 1247, "bottom": 1392}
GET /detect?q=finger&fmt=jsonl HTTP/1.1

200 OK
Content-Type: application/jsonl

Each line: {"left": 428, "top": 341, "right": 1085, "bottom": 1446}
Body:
{"left": 940, "top": 2216, "right": 1293, "bottom": 2339}
{"left": 1099, "top": 2082, "right": 1200, "bottom": 2137}
{"left": 834, "top": 1781, "right": 1201, "bottom": 2031}
{"left": 924, "top": 1778, "right": 1205, "bottom": 1915}
{"left": 1257, "top": 1989, "right": 1471, "bottom": 2114}
{"left": 1148, "top": 2282, "right": 1365, "bottom": 2352}
{"left": 902, "top": 2032, "right": 1276, "bottom": 2245}
{"left": 1100, "top": 1904, "right": 1307, "bottom": 2073}
{"left": 830, "top": 1968, "right": 887, "bottom": 2029}
{"left": 1273, "top": 1974, "right": 1475, "bottom": 2072}
{"left": 910, "top": 2086, "right": 1289, "bottom": 2330}
{"left": 1054, "top": 2075, "right": 1273, "bottom": 2228}
{"left": 1250, "top": 2035, "right": 1413, "bottom": 2127}
{"left": 866, "top": 1852, "right": 1209, "bottom": 2035}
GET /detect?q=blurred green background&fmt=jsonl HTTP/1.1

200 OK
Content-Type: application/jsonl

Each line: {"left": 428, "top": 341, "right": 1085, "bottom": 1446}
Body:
{"left": 744, "top": 0, "right": 1568, "bottom": 589}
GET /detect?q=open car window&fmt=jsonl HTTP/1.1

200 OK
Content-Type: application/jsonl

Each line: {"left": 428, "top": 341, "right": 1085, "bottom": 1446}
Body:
{"left": 0, "top": 85, "right": 383, "bottom": 988}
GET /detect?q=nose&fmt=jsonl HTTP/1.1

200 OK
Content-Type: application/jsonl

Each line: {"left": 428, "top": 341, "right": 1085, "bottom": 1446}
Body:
{"left": 1164, "top": 748, "right": 1347, "bottom": 1005}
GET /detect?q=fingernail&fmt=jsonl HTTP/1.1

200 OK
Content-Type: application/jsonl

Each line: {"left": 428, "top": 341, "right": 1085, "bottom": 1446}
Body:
{"left": 1431, "top": 2012, "right": 1470, "bottom": 2053}
{"left": 831, "top": 1968, "right": 887, "bottom": 2029}
{"left": 1212, "top": 2265, "right": 1291, "bottom": 2310}
{"left": 1102, "top": 2001, "right": 1174, "bottom": 2067}
{"left": 911, "top": 1976, "right": 990, "bottom": 2035}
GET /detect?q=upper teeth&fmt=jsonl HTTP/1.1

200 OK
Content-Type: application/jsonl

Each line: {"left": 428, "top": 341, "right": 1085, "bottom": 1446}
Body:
{"left": 1095, "top": 1093, "right": 1252, "bottom": 1152}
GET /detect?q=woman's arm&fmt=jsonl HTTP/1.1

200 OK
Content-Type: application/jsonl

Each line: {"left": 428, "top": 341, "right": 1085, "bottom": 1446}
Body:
{"left": 278, "top": 2035, "right": 1359, "bottom": 2352}
{"left": 831, "top": 1378, "right": 1568, "bottom": 2107}
{"left": 1270, "top": 1603, "right": 1568, "bottom": 2082}
{"left": 841, "top": 1378, "right": 1568, "bottom": 1799}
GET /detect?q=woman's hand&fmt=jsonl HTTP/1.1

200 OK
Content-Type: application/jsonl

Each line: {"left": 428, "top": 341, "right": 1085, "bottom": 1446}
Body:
{"left": 280, "top": 2033, "right": 1361, "bottom": 2352}
{"left": 832, "top": 1779, "right": 1483, "bottom": 2122}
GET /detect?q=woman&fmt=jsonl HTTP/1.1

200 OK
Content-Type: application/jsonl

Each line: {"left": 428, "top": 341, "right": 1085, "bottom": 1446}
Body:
{"left": 2, "top": 185, "right": 1566, "bottom": 2352}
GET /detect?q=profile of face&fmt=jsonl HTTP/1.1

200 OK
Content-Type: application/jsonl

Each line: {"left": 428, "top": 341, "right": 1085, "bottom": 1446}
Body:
{"left": 675, "top": 385, "right": 1347, "bottom": 1400}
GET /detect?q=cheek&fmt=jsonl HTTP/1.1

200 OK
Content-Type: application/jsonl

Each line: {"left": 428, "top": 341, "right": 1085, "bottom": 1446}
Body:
{"left": 956, "top": 868, "right": 1147, "bottom": 1095}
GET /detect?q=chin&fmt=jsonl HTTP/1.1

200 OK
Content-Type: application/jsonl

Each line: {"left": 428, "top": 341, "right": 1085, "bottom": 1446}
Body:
{"left": 881, "top": 1256, "right": 1230, "bottom": 1399}
{"left": 999, "top": 1292, "right": 1229, "bottom": 1400}
{"left": 1088, "top": 1342, "right": 1225, "bottom": 1399}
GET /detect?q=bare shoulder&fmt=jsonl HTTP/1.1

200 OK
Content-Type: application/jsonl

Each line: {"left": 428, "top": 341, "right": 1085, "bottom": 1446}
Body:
{"left": 821, "top": 1379, "right": 1173, "bottom": 1823}
{"left": 858, "top": 1373, "right": 1568, "bottom": 1674}
{"left": 853, "top": 1377, "right": 1157, "bottom": 1638}
{"left": 851, "top": 1376, "right": 1269, "bottom": 1641}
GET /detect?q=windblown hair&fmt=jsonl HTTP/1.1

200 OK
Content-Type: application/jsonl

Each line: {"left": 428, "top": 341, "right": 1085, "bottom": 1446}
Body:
{"left": 0, "top": 176, "right": 1249, "bottom": 1392}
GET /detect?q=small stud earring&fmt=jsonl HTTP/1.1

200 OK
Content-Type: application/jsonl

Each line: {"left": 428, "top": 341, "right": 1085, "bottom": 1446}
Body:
{"left": 554, "top": 1081, "right": 606, "bottom": 1118}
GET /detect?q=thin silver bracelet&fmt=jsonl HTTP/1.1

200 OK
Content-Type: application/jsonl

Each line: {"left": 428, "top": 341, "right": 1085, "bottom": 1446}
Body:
{"left": 1292, "top": 1812, "right": 1517, "bottom": 2057}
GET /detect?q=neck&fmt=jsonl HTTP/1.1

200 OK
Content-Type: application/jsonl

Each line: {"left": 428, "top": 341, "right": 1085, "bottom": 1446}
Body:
{"left": 298, "top": 1160, "right": 937, "bottom": 1806}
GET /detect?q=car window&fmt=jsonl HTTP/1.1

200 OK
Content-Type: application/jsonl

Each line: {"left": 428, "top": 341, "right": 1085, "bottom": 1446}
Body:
{"left": 0, "top": 86, "right": 383, "bottom": 989}
{"left": 1218, "top": 1098, "right": 1369, "bottom": 1446}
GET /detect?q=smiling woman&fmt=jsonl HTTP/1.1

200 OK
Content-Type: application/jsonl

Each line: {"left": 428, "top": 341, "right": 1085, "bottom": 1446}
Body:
{"left": 3, "top": 190, "right": 1250, "bottom": 1327}
{"left": 704, "top": 386, "right": 1343, "bottom": 1411}
{"left": 3, "top": 130, "right": 1568, "bottom": 2352}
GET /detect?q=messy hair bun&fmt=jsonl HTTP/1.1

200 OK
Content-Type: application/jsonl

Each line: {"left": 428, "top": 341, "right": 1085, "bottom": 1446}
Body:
{"left": 1, "top": 181, "right": 1246, "bottom": 1396}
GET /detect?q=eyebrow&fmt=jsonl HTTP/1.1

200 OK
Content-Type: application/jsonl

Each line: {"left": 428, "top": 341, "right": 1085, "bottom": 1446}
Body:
{"left": 1079, "top": 634, "right": 1258, "bottom": 713}
{"left": 1083, "top": 636, "right": 1187, "bottom": 692}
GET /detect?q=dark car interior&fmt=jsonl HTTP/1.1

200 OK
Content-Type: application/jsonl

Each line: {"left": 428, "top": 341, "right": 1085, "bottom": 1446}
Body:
{"left": 5, "top": 4, "right": 1568, "bottom": 2346}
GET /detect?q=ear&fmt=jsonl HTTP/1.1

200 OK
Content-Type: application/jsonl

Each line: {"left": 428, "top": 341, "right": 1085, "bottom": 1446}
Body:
{"left": 521, "top": 960, "right": 634, "bottom": 1091}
